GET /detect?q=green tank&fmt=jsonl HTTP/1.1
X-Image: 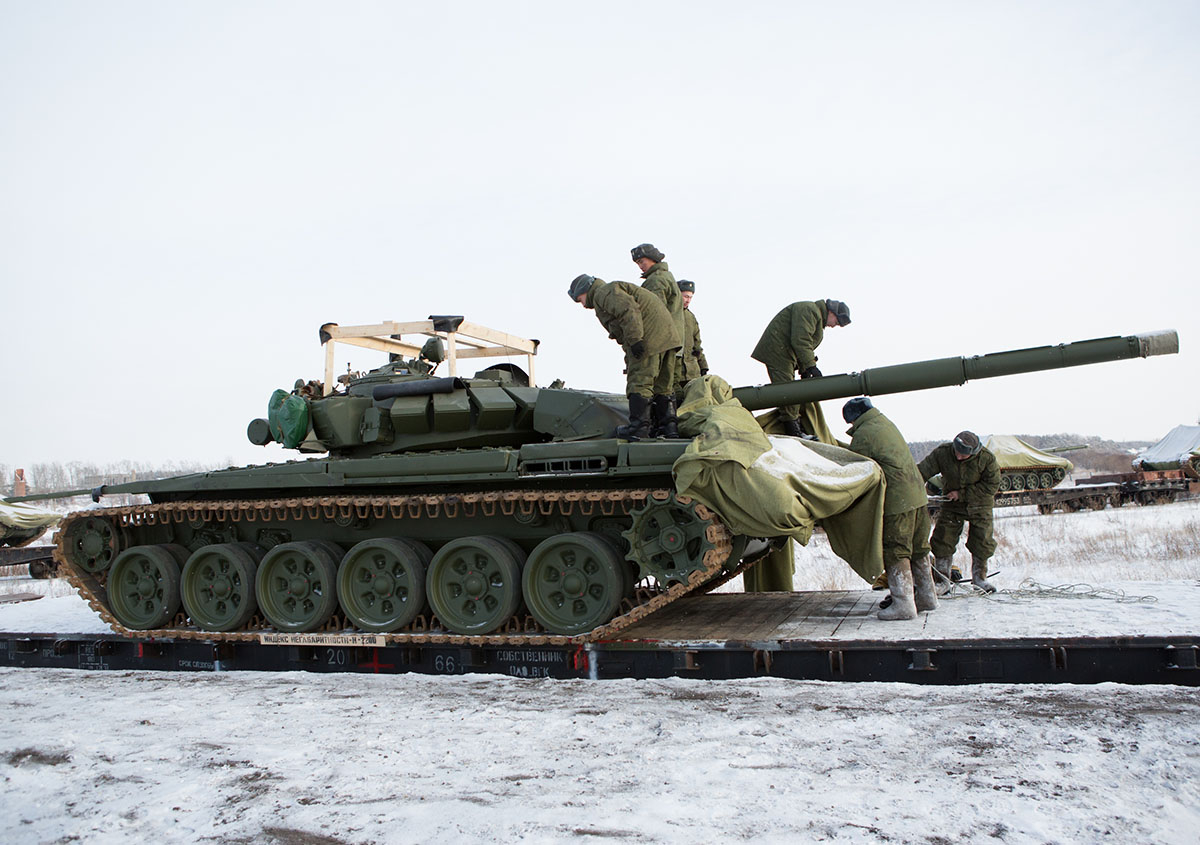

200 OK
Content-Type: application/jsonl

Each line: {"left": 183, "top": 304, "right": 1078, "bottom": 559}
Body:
{"left": 40, "top": 327, "right": 1177, "bottom": 643}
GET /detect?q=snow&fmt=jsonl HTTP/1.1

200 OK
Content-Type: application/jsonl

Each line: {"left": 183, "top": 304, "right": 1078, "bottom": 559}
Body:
{"left": 1, "top": 499, "right": 1198, "bottom": 844}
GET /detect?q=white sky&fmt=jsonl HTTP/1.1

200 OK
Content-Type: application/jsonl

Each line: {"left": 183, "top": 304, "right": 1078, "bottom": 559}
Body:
{"left": 2, "top": 2, "right": 1198, "bottom": 469}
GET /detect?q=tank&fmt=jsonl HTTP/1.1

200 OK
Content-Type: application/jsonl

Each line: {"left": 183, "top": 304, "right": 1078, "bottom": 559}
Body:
{"left": 988, "top": 436, "right": 1078, "bottom": 492}
{"left": 35, "top": 327, "right": 1177, "bottom": 643}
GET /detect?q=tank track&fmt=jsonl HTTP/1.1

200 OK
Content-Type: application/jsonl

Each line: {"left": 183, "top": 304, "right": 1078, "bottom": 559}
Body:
{"left": 54, "top": 488, "right": 737, "bottom": 646}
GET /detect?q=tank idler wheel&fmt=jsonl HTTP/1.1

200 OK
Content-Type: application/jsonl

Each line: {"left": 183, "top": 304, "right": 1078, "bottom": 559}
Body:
{"left": 107, "top": 544, "right": 189, "bottom": 630}
{"left": 181, "top": 543, "right": 263, "bottom": 632}
{"left": 255, "top": 541, "right": 340, "bottom": 633}
{"left": 427, "top": 536, "right": 526, "bottom": 635}
{"left": 338, "top": 538, "right": 432, "bottom": 633}
{"left": 622, "top": 494, "right": 720, "bottom": 587}
{"left": 522, "top": 532, "right": 631, "bottom": 636}
{"left": 62, "top": 516, "right": 128, "bottom": 574}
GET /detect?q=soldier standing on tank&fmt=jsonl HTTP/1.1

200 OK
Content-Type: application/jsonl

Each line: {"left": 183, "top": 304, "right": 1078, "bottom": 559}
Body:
{"left": 631, "top": 243, "right": 684, "bottom": 437}
{"left": 674, "top": 279, "right": 709, "bottom": 401}
{"left": 843, "top": 397, "right": 938, "bottom": 620}
{"left": 569, "top": 273, "right": 682, "bottom": 440}
{"left": 751, "top": 299, "right": 851, "bottom": 438}
{"left": 918, "top": 430, "right": 1001, "bottom": 594}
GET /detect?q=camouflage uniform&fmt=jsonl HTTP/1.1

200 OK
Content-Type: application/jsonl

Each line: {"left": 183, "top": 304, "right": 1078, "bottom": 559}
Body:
{"left": 675, "top": 307, "right": 708, "bottom": 398}
{"left": 640, "top": 261, "right": 684, "bottom": 392}
{"left": 918, "top": 443, "right": 1001, "bottom": 560}
{"left": 750, "top": 300, "right": 828, "bottom": 422}
{"left": 585, "top": 279, "right": 681, "bottom": 398}
{"left": 847, "top": 407, "right": 931, "bottom": 567}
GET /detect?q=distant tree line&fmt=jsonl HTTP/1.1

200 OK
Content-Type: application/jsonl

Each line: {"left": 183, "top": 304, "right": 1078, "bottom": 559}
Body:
{"left": 1, "top": 460, "right": 222, "bottom": 497}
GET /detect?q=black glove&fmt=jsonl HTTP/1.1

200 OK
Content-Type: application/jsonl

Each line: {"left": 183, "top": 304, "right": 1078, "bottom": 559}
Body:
{"left": 699, "top": 368, "right": 708, "bottom": 376}
{"left": 800, "top": 365, "right": 822, "bottom": 379}
{"left": 630, "top": 340, "right": 646, "bottom": 360}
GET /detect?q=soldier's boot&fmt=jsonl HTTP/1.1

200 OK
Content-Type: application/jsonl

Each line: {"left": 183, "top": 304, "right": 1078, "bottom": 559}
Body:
{"left": 781, "top": 418, "right": 804, "bottom": 437}
{"left": 971, "top": 555, "right": 997, "bottom": 593}
{"left": 615, "top": 394, "right": 652, "bottom": 441}
{"left": 652, "top": 394, "right": 679, "bottom": 438}
{"left": 911, "top": 554, "right": 939, "bottom": 613}
{"left": 878, "top": 558, "right": 917, "bottom": 621}
{"left": 932, "top": 556, "right": 954, "bottom": 596}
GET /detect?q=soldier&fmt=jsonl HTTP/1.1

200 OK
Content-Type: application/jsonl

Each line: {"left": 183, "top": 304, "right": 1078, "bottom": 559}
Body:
{"left": 751, "top": 299, "right": 851, "bottom": 438}
{"left": 568, "top": 273, "right": 682, "bottom": 440}
{"left": 917, "top": 430, "right": 1001, "bottom": 593}
{"left": 843, "top": 398, "right": 938, "bottom": 620}
{"left": 631, "top": 243, "right": 684, "bottom": 437}
{"left": 674, "top": 279, "right": 709, "bottom": 401}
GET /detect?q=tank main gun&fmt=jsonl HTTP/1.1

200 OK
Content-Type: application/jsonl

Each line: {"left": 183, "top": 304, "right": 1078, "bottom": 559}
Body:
{"left": 729, "top": 331, "right": 1178, "bottom": 412}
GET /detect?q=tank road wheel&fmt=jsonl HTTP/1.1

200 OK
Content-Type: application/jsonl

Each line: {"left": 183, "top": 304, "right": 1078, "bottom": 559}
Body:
{"left": 622, "top": 495, "right": 720, "bottom": 587}
{"left": 1025, "top": 473, "right": 1040, "bottom": 491}
{"left": 1039, "top": 472, "right": 1054, "bottom": 489}
{"left": 255, "top": 541, "right": 340, "bottom": 633}
{"left": 426, "top": 536, "right": 525, "bottom": 635}
{"left": 181, "top": 543, "right": 263, "bottom": 632}
{"left": 107, "top": 544, "right": 188, "bottom": 630}
{"left": 522, "top": 533, "right": 630, "bottom": 636}
{"left": 1009, "top": 474, "right": 1025, "bottom": 492}
{"left": 61, "top": 516, "right": 127, "bottom": 574}
{"left": 998, "top": 475, "right": 1012, "bottom": 492}
{"left": 337, "top": 538, "right": 432, "bottom": 633}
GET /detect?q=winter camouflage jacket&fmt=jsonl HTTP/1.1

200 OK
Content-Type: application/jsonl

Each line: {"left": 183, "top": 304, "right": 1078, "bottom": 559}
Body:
{"left": 640, "top": 261, "right": 684, "bottom": 339}
{"left": 847, "top": 407, "right": 928, "bottom": 515}
{"left": 751, "top": 300, "right": 827, "bottom": 372}
{"left": 679, "top": 308, "right": 709, "bottom": 382}
{"left": 585, "top": 279, "right": 681, "bottom": 355}
{"left": 918, "top": 443, "right": 1001, "bottom": 511}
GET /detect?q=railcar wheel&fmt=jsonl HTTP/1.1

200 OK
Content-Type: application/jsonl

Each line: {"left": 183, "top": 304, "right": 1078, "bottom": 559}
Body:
{"left": 622, "top": 494, "right": 721, "bottom": 587}
{"left": 255, "top": 541, "right": 340, "bottom": 633}
{"left": 337, "top": 538, "right": 432, "bottom": 632}
{"left": 181, "top": 543, "right": 262, "bottom": 632}
{"left": 62, "top": 516, "right": 127, "bottom": 574}
{"left": 426, "top": 536, "right": 524, "bottom": 635}
{"left": 107, "top": 544, "right": 187, "bottom": 630}
{"left": 522, "top": 532, "right": 629, "bottom": 635}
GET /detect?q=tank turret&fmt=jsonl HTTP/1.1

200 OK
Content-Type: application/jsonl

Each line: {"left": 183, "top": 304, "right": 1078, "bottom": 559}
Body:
{"left": 245, "top": 330, "right": 1179, "bottom": 458}
{"left": 36, "top": 324, "right": 1178, "bottom": 643}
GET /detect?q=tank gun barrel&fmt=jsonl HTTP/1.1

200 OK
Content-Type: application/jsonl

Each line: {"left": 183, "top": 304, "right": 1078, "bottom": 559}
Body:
{"left": 730, "top": 330, "right": 1178, "bottom": 412}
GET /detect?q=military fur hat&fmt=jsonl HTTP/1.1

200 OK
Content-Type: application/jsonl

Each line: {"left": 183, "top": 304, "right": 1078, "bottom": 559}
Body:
{"left": 953, "top": 430, "right": 982, "bottom": 456}
{"left": 630, "top": 243, "right": 665, "bottom": 263}
{"left": 842, "top": 396, "right": 873, "bottom": 423}
{"left": 825, "top": 299, "right": 851, "bottom": 326}
{"left": 677, "top": 279, "right": 696, "bottom": 292}
{"left": 568, "top": 274, "right": 596, "bottom": 301}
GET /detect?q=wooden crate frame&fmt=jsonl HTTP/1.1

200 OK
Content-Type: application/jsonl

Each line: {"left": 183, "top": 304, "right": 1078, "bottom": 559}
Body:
{"left": 319, "top": 319, "right": 538, "bottom": 395}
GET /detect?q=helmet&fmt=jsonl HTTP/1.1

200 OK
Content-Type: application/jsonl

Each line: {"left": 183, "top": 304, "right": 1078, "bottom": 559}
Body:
{"left": 842, "top": 396, "right": 873, "bottom": 423}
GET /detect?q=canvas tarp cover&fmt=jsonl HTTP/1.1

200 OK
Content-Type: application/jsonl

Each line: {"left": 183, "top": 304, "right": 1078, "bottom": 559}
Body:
{"left": 1136, "top": 425, "right": 1200, "bottom": 471}
{"left": 671, "top": 376, "right": 885, "bottom": 582}
{"left": 0, "top": 500, "right": 61, "bottom": 532}
{"left": 982, "top": 435, "right": 1074, "bottom": 471}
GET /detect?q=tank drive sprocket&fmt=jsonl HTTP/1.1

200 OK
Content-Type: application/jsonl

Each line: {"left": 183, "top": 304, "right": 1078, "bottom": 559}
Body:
{"left": 622, "top": 493, "right": 723, "bottom": 587}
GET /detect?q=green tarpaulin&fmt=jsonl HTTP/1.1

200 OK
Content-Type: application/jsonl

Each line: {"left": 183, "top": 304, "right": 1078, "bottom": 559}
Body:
{"left": 672, "top": 376, "right": 885, "bottom": 584}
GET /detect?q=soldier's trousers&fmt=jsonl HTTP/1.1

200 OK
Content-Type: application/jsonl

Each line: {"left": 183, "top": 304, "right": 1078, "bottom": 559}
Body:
{"left": 764, "top": 362, "right": 801, "bottom": 420}
{"left": 929, "top": 506, "right": 996, "bottom": 560}
{"left": 883, "top": 505, "right": 932, "bottom": 567}
{"left": 626, "top": 348, "right": 676, "bottom": 398}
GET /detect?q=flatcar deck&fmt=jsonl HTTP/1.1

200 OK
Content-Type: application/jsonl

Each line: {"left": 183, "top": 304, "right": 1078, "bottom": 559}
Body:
{"left": 1, "top": 585, "right": 1197, "bottom": 685}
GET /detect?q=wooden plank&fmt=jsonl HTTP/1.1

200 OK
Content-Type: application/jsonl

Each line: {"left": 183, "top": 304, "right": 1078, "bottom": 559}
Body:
{"left": 324, "top": 340, "right": 337, "bottom": 397}
{"left": 456, "top": 321, "right": 539, "bottom": 353}
{"left": 335, "top": 337, "right": 423, "bottom": 357}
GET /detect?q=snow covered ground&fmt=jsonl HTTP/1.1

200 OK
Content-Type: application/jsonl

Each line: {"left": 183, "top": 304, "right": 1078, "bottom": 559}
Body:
{"left": 1, "top": 499, "right": 1198, "bottom": 844}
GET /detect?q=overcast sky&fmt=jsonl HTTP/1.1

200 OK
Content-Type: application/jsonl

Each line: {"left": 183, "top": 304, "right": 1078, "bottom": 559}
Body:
{"left": 2, "top": 2, "right": 1197, "bottom": 471}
